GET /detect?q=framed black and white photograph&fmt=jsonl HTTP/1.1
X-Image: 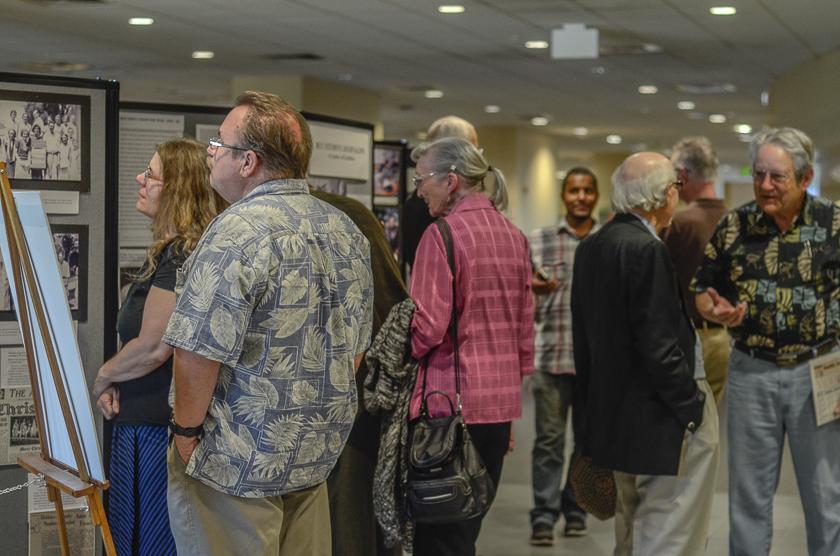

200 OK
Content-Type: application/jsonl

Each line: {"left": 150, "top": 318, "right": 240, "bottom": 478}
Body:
{"left": 0, "top": 224, "right": 88, "bottom": 322}
{"left": 51, "top": 224, "right": 88, "bottom": 321}
{"left": 0, "top": 89, "right": 90, "bottom": 191}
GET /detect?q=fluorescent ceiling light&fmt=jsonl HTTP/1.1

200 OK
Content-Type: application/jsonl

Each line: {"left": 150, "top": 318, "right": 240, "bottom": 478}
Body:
{"left": 638, "top": 85, "right": 658, "bottom": 95}
{"left": 677, "top": 101, "right": 696, "bottom": 110}
{"left": 573, "top": 127, "right": 589, "bottom": 136}
{"left": 710, "top": 6, "right": 737, "bottom": 15}
{"left": 606, "top": 134, "right": 622, "bottom": 145}
{"left": 129, "top": 17, "right": 154, "bottom": 25}
{"left": 424, "top": 89, "right": 444, "bottom": 99}
{"left": 708, "top": 114, "right": 727, "bottom": 124}
{"left": 525, "top": 40, "right": 550, "bottom": 49}
{"left": 733, "top": 124, "right": 752, "bottom": 134}
{"left": 438, "top": 5, "right": 465, "bottom": 14}
{"left": 484, "top": 105, "right": 500, "bottom": 113}
{"left": 531, "top": 116, "right": 549, "bottom": 126}
{"left": 191, "top": 51, "right": 215, "bottom": 59}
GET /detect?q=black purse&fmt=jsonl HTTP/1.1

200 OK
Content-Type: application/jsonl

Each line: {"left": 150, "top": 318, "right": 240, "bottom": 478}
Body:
{"left": 406, "top": 219, "right": 496, "bottom": 524}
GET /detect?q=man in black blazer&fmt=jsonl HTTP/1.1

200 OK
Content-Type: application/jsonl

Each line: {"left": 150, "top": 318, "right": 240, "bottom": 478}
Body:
{"left": 571, "top": 152, "right": 719, "bottom": 556}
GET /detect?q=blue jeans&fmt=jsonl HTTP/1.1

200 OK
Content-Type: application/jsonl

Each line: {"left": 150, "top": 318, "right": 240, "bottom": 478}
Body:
{"left": 728, "top": 348, "right": 840, "bottom": 556}
{"left": 530, "top": 372, "right": 585, "bottom": 527}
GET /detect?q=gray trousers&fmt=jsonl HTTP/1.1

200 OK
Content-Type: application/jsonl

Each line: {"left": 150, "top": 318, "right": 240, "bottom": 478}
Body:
{"left": 728, "top": 348, "right": 840, "bottom": 556}
{"left": 613, "top": 379, "right": 719, "bottom": 556}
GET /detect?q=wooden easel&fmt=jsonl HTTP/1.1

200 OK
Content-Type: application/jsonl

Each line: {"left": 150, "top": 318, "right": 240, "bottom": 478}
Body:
{"left": 0, "top": 162, "right": 116, "bottom": 556}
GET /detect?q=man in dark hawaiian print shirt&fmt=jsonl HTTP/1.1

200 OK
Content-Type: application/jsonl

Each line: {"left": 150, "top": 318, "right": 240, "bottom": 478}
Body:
{"left": 691, "top": 127, "right": 840, "bottom": 556}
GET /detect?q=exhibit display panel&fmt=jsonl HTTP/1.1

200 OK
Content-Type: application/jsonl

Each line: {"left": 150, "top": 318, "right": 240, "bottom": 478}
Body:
{"left": 0, "top": 72, "right": 118, "bottom": 556}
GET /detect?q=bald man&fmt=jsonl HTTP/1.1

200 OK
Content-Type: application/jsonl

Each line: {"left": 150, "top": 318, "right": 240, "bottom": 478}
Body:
{"left": 403, "top": 115, "right": 478, "bottom": 268}
{"left": 571, "top": 152, "right": 719, "bottom": 556}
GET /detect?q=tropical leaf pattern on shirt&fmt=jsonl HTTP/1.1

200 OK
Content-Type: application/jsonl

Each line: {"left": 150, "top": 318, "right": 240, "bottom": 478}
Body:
{"left": 691, "top": 196, "right": 840, "bottom": 349}
{"left": 162, "top": 179, "right": 373, "bottom": 498}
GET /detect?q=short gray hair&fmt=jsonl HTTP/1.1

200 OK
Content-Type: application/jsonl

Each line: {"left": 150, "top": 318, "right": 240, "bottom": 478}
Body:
{"left": 426, "top": 115, "right": 478, "bottom": 146}
{"left": 411, "top": 137, "right": 508, "bottom": 210}
{"left": 671, "top": 136, "right": 718, "bottom": 182}
{"left": 749, "top": 127, "right": 813, "bottom": 181}
{"left": 611, "top": 158, "right": 675, "bottom": 213}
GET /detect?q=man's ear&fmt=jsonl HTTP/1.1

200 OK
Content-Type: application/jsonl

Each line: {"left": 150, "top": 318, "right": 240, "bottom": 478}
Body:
{"left": 239, "top": 151, "right": 260, "bottom": 178}
{"left": 799, "top": 167, "right": 814, "bottom": 191}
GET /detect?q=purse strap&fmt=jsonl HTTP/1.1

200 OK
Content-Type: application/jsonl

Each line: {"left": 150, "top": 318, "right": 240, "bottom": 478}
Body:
{"left": 419, "top": 218, "right": 463, "bottom": 415}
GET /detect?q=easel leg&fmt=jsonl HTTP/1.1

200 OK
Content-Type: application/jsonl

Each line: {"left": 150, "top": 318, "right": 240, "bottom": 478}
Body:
{"left": 87, "top": 492, "right": 118, "bottom": 556}
{"left": 48, "top": 485, "right": 70, "bottom": 556}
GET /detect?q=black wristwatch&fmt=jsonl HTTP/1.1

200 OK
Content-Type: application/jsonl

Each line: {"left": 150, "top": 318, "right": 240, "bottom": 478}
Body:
{"left": 169, "top": 417, "right": 204, "bottom": 438}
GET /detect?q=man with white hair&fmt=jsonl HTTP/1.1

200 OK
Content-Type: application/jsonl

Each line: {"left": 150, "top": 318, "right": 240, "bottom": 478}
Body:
{"left": 692, "top": 127, "right": 840, "bottom": 555}
{"left": 664, "top": 136, "right": 729, "bottom": 406}
{"left": 571, "top": 152, "right": 719, "bottom": 556}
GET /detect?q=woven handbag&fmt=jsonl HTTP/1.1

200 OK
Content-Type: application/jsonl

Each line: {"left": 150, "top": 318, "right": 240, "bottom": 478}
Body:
{"left": 569, "top": 451, "right": 616, "bottom": 520}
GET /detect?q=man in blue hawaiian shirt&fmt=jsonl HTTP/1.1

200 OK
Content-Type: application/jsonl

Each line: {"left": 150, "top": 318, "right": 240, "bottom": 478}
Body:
{"left": 163, "top": 91, "right": 373, "bottom": 556}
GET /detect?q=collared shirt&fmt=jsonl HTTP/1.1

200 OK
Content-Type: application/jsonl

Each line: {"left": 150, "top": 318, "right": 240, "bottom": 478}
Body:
{"left": 691, "top": 194, "right": 840, "bottom": 352}
{"left": 163, "top": 179, "right": 373, "bottom": 498}
{"left": 410, "top": 194, "right": 534, "bottom": 424}
{"left": 529, "top": 218, "right": 600, "bottom": 375}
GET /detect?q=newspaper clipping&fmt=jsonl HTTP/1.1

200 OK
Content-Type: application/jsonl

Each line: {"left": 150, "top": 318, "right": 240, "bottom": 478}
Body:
{"left": 29, "top": 510, "right": 94, "bottom": 556}
{"left": 810, "top": 350, "right": 840, "bottom": 427}
{"left": 0, "top": 386, "right": 39, "bottom": 466}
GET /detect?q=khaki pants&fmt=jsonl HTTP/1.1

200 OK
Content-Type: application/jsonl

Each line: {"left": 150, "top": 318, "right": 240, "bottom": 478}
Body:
{"left": 613, "top": 380, "right": 720, "bottom": 556}
{"left": 167, "top": 443, "right": 331, "bottom": 556}
{"left": 698, "top": 327, "right": 730, "bottom": 406}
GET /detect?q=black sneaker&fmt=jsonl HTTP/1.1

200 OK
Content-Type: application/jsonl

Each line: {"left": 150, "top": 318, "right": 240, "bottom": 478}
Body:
{"left": 563, "top": 516, "right": 588, "bottom": 537}
{"left": 530, "top": 522, "right": 554, "bottom": 546}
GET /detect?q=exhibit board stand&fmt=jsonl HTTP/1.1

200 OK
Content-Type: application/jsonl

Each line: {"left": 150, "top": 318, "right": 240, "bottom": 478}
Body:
{"left": 372, "top": 140, "right": 408, "bottom": 278}
{"left": 0, "top": 72, "right": 119, "bottom": 555}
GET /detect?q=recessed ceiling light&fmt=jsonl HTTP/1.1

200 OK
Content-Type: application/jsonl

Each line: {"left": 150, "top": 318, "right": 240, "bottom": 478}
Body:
{"left": 191, "top": 51, "right": 215, "bottom": 59}
{"left": 128, "top": 17, "right": 154, "bottom": 26}
{"left": 484, "top": 105, "right": 501, "bottom": 113}
{"left": 424, "top": 89, "right": 444, "bottom": 99}
{"left": 733, "top": 124, "right": 752, "bottom": 134}
{"left": 591, "top": 66, "right": 607, "bottom": 75}
{"left": 642, "top": 43, "right": 662, "bottom": 53}
{"left": 525, "top": 40, "right": 550, "bottom": 49}
{"left": 638, "top": 85, "right": 658, "bottom": 95}
{"left": 708, "top": 114, "right": 727, "bottom": 124}
{"left": 710, "top": 6, "right": 737, "bottom": 16}
{"left": 438, "top": 5, "right": 465, "bottom": 14}
{"left": 573, "top": 127, "right": 589, "bottom": 136}
{"left": 677, "top": 101, "right": 696, "bottom": 110}
{"left": 531, "top": 116, "right": 549, "bottom": 126}
{"left": 606, "top": 134, "right": 622, "bottom": 145}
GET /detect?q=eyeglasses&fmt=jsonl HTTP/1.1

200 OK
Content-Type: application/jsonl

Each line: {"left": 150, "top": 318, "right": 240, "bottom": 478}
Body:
{"left": 412, "top": 165, "right": 457, "bottom": 188}
{"left": 670, "top": 180, "right": 684, "bottom": 191}
{"left": 143, "top": 167, "right": 163, "bottom": 185}
{"left": 412, "top": 171, "right": 441, "bottom": 189}
{"left": 208, "top": 136, "right": 260, "bottom": 154}
{"left": 752, "top": 169, "right": 791, "bottom": 186}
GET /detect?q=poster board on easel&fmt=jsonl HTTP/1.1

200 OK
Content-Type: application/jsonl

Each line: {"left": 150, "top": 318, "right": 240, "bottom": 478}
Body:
{"left": 0, "top": 165, "right": 114, "bottom": 555}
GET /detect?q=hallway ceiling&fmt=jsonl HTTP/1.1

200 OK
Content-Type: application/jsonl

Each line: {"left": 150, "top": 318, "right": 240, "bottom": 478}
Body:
{"left": 2, "top": 0, "right": 838, "bottom": 166}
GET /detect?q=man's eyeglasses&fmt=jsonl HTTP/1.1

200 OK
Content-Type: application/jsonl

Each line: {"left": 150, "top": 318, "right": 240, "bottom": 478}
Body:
{"left": 670, "top": 180, "right": 684, "bottom": 192}
{"left": 752, "top": 169, "right": 791, "bottom": 187}
{"left": 143, "top": 167, "right": 163, "bottom": 185}
{"left": 208, "top": 136, "right": 260, "bottom": 154}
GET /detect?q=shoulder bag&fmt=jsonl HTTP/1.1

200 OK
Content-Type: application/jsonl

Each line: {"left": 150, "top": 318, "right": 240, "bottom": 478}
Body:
{"left": 406, "top": 218, "right": 496, "bottom": 524}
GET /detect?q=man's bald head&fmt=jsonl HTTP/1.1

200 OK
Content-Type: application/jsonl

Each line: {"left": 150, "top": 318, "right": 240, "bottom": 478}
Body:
{"left": 611, "top": 152, "right": 676, "bottom": 213}
{"left": 426, "top": 115, "right": 478, "bottom": 147}
{"left": 234, "top": 91, "right": 312, "bottom": 179}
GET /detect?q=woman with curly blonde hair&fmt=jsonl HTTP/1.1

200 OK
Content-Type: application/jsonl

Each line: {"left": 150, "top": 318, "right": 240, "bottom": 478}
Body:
{"left": 93, "top": 138, "right": 225, "bottom": 556}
